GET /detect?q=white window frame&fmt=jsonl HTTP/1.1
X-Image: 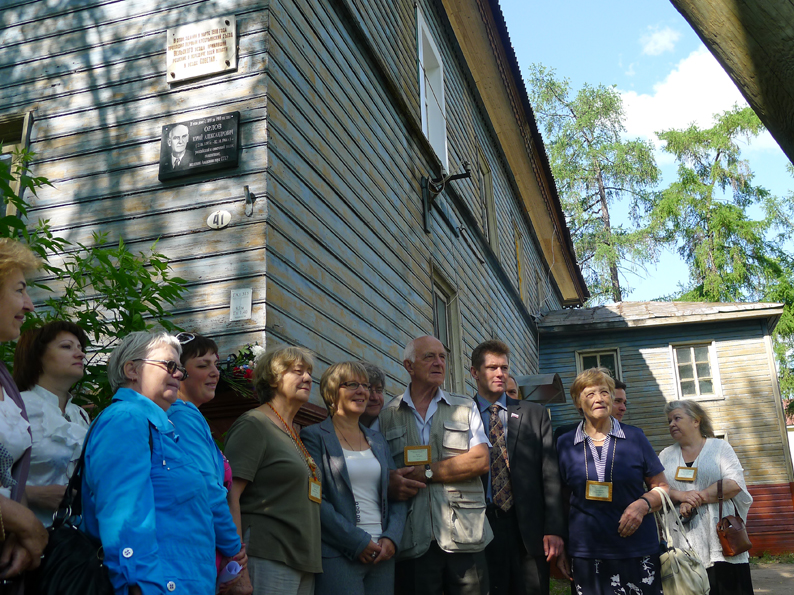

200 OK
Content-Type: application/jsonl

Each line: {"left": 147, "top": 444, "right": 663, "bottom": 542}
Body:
{"left": 417, "top": 7, "right": 447, "bottom": 170}
{"left": 576, "top": 348, "right": 622, "bottom": 380}
{"left": 432, "top": 268, "right": 463, "bottom": 394}
{"left": 0, "top": 112, "right": 34, "bottom": 216}
{"left": 669, "top": 341, "right": 724, "bottom": 401}
{"left": 477, "top": 151, "right": 499, "bottom": 257}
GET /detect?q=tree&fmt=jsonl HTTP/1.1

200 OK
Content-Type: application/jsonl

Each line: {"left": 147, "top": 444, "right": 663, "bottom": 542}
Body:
{"left": 645, "top": 106, "right": 794, "bottom": 401}
{"left": 1, "top": 148, "right": 187, "bottom": 409}
{"left": 527, "top": 64, "right": 661, "bottom": 303}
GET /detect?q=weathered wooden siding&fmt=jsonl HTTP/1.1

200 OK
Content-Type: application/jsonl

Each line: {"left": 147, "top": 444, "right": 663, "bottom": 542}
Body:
{"left": 2, "top": 0, "right": 569, "bottom": 408}
{"left": 0, "top": 0, "right": 270, "bottom": 357}
{"left": 539, "top": 319, "right": 792, "bottom": 485}
{"left": 263, "top": 0, "right": 560, "bottom": 405}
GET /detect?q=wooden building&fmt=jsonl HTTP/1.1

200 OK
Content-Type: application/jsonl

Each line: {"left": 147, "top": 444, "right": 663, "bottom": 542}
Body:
{"left": 538, "top": 301, "right": 794, "bottom": 554}
{"left": 0, "top": 0, "right": 586, "bottom": 408}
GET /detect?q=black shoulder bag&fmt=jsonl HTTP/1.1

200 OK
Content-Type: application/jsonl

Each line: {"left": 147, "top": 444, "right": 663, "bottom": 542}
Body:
{"left": 31, "top": 411, "right": 114, "bottom": 595}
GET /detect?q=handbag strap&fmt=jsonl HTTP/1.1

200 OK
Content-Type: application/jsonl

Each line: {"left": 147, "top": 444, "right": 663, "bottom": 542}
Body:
{"left": 652, "top": 486, "right": 697, "bottom": 551}
{"left": 718, "top": 479, "right": 724, "bottom": 519}
{"left": 52, "top": 407, "right": 109, "bottom": 526}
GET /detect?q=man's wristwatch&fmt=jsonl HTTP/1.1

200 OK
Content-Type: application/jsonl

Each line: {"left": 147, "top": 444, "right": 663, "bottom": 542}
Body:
{"left": 424, "top": 464, "right": 433, "bottom": 483}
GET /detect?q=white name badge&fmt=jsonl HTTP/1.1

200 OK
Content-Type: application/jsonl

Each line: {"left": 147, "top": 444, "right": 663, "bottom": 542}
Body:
{"left": 585, "top": 480, "right": 613, "bottom": 502}
{"left": 405, "top": 445, "right": 431, "bottom": 466}
{"left": 309, "top": 479, "right": 322, "bottom": 503}
{"left": 674, "top": 466, "right": 698, "bottom": 482}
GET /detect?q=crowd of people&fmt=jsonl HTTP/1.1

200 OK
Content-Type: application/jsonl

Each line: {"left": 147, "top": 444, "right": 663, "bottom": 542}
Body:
{"left": 0, "top": 236, "right": 755, "bottom": 595}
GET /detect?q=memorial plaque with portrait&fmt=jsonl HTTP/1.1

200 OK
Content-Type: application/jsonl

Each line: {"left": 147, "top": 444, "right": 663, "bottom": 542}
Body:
{"left": 158, "top": 111, "right": 240, "bottom": 181}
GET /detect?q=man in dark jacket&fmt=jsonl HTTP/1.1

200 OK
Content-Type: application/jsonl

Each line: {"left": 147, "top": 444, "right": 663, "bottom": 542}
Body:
{"left": 471, "top": 340, "right": 565, "bottom": 595}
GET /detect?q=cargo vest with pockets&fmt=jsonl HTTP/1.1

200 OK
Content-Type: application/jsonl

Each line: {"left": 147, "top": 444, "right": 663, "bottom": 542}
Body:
{"left": 379, "top": 389, "right": 493, "bottom": 560}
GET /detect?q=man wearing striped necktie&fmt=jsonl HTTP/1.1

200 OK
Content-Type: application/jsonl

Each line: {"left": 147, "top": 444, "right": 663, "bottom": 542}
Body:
{"left": 472, "top": 340, "right": 566, "bottom": 595}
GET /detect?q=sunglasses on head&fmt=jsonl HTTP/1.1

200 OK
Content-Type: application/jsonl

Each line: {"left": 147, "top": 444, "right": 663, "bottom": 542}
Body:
{"left": 175, "top": 332, "right": 196, "bottom": 345}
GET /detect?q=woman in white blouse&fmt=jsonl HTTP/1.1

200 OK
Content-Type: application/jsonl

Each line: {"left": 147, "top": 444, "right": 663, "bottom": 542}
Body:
{"left": 0, "top": 237, "right": 47, "bottom": 590}
{"left": 13, "top": 320, "right": 90, "bottom": 526}
{"left": 301, "top": 361, "right": 406, "bottom": 595}
{"left": 659, "top": 400, "right": 754, "bottom": 595}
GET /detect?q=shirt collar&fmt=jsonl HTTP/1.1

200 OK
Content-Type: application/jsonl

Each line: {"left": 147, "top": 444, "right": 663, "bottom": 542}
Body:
{"left": 401, "top": 385, "right": 448, "bottom": 410}
{"left": 112, "top": 387, "right": 174, "bottom": 432}
{"left": 573, "top": 417, "right": 625, "bottom": 445}
{"left": 475, "top": 393, "right": 506, "bottom": 413}
{"left": 30, "top": 384, "right": 74, "bottom": 409}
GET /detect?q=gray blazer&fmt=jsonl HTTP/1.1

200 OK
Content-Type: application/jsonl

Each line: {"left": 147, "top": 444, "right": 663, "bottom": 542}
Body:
{"left": 301, "top": 416, "right": 406, "bottom": 560}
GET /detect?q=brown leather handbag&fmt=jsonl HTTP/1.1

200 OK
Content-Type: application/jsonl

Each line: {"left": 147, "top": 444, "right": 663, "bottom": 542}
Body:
{"left": 716, "top": 479, "right": 752, "bottom": 557}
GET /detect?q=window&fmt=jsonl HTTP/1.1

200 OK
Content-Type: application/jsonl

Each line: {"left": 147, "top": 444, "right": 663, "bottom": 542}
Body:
{"left": 417, "top": 8, "right": 447, "bottom": 170}
{"left": 432, "top": 269, "right": 463, "bottom": 393}
{"left": 477, "top": 152, "right": 498, "bottom": 256}
{"left": 513, "top": 222, "right": 526, "bottom": 303}
{"left": 536, "top": 269, "right": 546, "bottom": 312}
{"left": 1, "top": 112, "right": 33, "bottom": 215}
{"left": 671, "top": 343, "right": 721, "bottom": 399}
{"left": 577, "top": 349, "right": 621, "bottom": 380}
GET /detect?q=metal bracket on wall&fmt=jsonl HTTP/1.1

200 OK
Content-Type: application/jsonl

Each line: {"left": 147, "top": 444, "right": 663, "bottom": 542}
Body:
{"left": 244, "top": 185, "right": 255, "bottom": 217}
{"left": 421, "top": 160, "right": 471, "bottom": 236}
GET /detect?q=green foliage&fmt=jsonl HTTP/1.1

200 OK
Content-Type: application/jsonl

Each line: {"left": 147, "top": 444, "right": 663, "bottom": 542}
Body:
{"left": 527, "top": 64, "right": 661, "bottom": 303}
{"left": 644, "top": 106, "right": 794, "bottom": 400}
{"left": 0, "top": 148, "right": 187, "bottom": 409}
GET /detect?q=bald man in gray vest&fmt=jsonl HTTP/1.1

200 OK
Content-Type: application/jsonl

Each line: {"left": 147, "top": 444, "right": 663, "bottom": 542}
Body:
{"left": 373, "top": 335, "right": 491, "bottom": 595}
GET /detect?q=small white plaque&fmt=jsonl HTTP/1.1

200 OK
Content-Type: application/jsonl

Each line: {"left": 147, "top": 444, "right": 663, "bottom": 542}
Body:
{"left": 230, "top": 288, "right": 252, "bottom": 322}
{"left": 166, "top": 16, "right": 237, "bottom": 83}
{"left": 207, "top": 210, "right": 231, "bottom": 229}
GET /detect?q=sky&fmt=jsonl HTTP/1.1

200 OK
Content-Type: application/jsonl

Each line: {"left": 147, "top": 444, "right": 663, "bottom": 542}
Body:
{"left": 499, "top": 0, "right": 793, "bottom": 302}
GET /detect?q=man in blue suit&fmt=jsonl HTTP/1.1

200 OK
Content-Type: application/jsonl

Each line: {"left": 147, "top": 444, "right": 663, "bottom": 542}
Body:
{"left": 472, "top": 340, "right": 565, "bottom": 595}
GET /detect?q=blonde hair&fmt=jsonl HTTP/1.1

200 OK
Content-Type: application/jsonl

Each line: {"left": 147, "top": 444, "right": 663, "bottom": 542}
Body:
{"left": 0, "top": 239, "right": 40, "bottom": 286}
{"left": 253, "top": 345, "right": 314, "bottom": 404}
{"left": 570, "top": 367, "right": 615, "bottom": 412}
{"left": 664, "top": 400, "right": 715, "bottom": 438}
{"left": 320, "top": 361, "right": 368, "bottom": 416}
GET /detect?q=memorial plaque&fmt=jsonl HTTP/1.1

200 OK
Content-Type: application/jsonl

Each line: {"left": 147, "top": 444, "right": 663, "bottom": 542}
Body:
{"left": 166, "top": 15, "right": 236, "bottom": 83}
{"left": 158, "top": 111, "right": 240, "bottom": 181}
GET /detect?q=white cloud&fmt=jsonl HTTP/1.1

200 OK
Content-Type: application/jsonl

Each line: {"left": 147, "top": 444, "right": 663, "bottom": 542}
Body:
{"left": 624, "top": 63, "right": 636, "bottom": 77}
{"left": 640, "top": 26, "right": 681, "bottom": 55}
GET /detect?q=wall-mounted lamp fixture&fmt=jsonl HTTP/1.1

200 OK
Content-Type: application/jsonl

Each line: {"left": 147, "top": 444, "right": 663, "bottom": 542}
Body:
{"left": 421, "top": 160, "right": 472, "bottom": 234}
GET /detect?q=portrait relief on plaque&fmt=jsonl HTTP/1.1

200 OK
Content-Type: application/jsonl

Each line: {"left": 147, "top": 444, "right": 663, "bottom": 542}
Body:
{"left": 158, "top": 111, "right": 240, "bottom": 181}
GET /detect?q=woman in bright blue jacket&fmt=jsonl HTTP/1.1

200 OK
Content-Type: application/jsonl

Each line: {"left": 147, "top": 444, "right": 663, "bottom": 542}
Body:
{"left": 81, "top": 331, "right": 243, "bottom": 595}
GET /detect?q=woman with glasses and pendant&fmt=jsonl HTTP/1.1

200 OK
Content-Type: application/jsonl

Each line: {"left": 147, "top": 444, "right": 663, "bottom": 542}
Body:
{"left": 301, "top": 362, "right": 406, "bottom": 595}
{"left": 13, "top": 321, "right": 90, "bottom": 527}
{"left": 224, "top": 346, "right": 322, "bottom": 595}
{"left": 80, "top": 331, "right": 244, "bottom": 595}
{"left": 554, "top": 367, "right": 669, "bottom": 595}
{"left": 166, "top": 332, "right": 249, "bottom": 593}
{"left": 660, "top": 401, "right": 754, "bottom": 595}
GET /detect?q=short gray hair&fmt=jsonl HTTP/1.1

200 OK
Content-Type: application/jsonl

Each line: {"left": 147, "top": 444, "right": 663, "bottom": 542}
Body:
{"left": 107, "top": 331, "right": 182, "bottom": 392}
{"left": 359, "top": 360, "right": 386, "bottom": 389}
{"left": 403, "top": 339, "right": 417, "bottom": 364}
{"left": 664, "top": 400, "right": 715, "bottom": 438}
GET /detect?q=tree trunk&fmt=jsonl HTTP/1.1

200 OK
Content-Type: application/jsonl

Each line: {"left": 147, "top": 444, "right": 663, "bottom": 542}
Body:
{"left": 597, "top": 170, "right": 622, "bottom": 302}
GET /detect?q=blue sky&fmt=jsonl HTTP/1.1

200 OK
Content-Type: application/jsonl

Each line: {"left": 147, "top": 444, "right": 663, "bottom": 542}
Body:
{"left": 499, "top": 0, "right": 793, "bottom": 302}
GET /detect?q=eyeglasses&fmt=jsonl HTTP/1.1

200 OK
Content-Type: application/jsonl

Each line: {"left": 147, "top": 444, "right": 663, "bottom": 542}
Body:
{"left": 132, "top": 359, "right": 188, "bottom": 379}
{"left": 340, "top": 381, "right": 371, "bottom": 391}
{"left": 175, "top": 332, "right": 195, "bottom": 345}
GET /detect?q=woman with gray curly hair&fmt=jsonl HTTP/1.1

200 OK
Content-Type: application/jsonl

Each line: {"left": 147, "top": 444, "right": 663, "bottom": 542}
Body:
{"left": 224, "top": 345, "right": 322, "bottom": 595}
{"left": 80, "top": 331, "right": 243, "bottom": 595}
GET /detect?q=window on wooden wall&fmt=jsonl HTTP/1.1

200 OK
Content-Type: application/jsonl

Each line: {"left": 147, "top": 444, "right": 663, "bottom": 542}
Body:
{"left": 0, "top": 112, "right": 33, "bottom": 216}
{"left": 432, "top": 270, "right": 463, "bottom": 393}
{"left": 512, "top": 222, "right": 526, "bottom": 304}
{"left": 535, "top": 269, "right": 546, "bottom": 312}
{"left": 417, "top": 7, "right": 447, "bottom": 170}
{"left": 576, "top": 349, "right": 621, "bottom": 380}
{"left": 670, "top": 342, "right": 722, "bottom": 400}
{"left": 477, "top": 151, "right": 499, "bottom": 257}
